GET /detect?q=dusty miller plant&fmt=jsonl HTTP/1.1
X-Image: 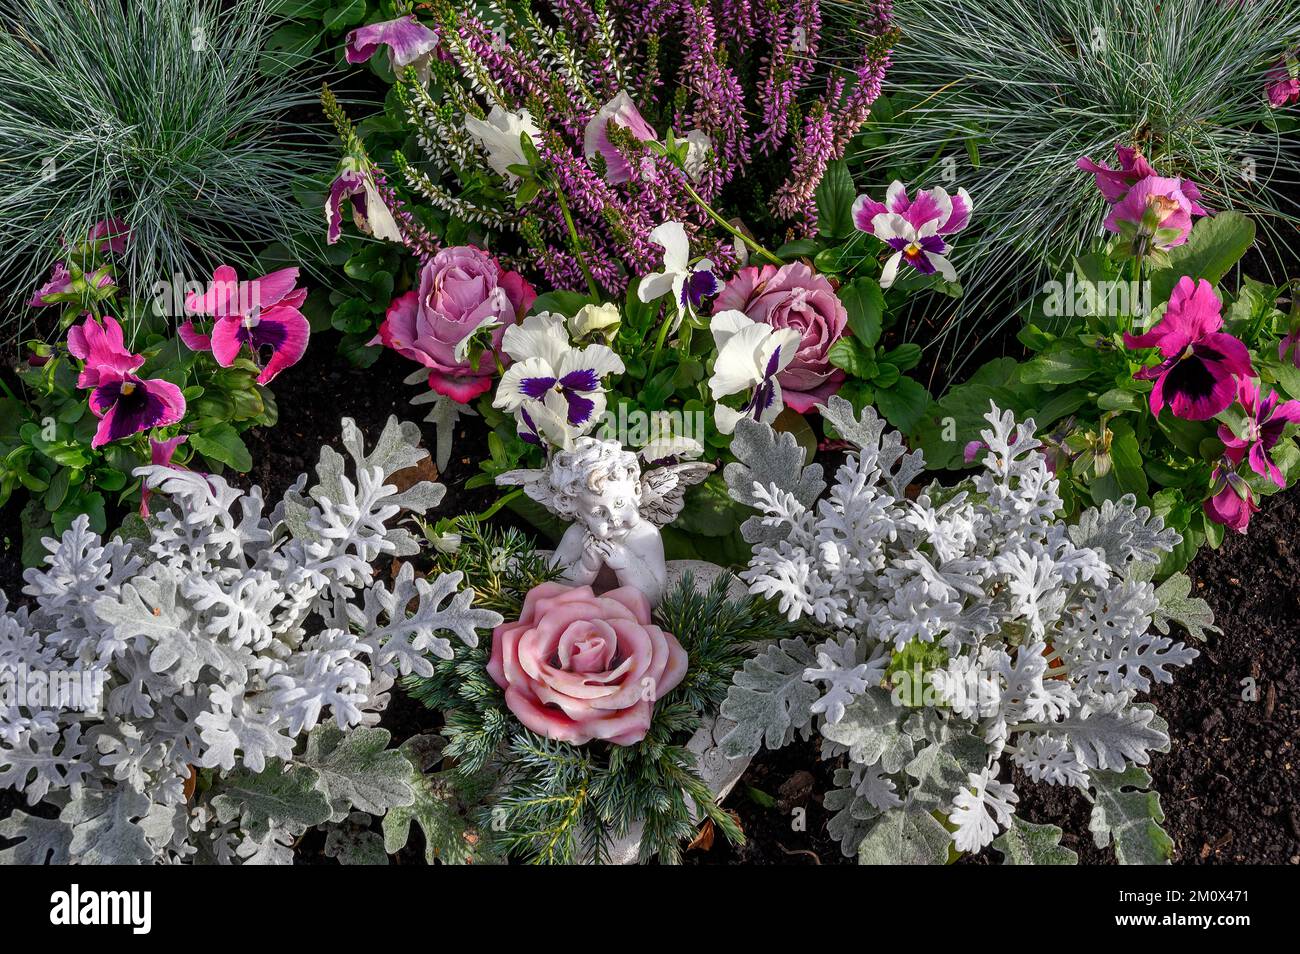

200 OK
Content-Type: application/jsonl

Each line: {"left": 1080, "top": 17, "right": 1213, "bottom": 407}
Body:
{"left": 0, "top": 416, "right": 502, "bottom": 864}
{"left": 719, "top": 397, "right": 1216, "bottom": 864}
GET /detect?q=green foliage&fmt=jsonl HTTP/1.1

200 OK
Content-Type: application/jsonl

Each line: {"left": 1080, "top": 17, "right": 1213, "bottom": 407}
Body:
{"left": 915, "top": 215, "right": 1300, "bottom": 574}
{"left": 1088, "top": 765, "right": 1174, "bottom": 865}
{"left": 405, "top": 532, "right": 791, "bottom": 863}
{"left": 993, "top": 817, "right": 1078, "bottom": 865}
{"left": 0, "top": 263, "right": 276, "bottom": 564}
{"left": 0, "top": 0, "right": 331, "bottom": 341}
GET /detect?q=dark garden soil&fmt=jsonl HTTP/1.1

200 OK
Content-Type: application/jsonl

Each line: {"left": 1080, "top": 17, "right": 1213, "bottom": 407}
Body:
{"left": 2, "top": 332, "right": 1298, "bottom": 866}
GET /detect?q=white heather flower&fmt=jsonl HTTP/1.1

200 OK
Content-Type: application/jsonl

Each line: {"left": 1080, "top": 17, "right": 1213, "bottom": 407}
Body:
{"left": 707, "top": 310, "right": 801, "bottom": 435}
{"left": 464, "top": 106, "right": 542, "bottom": 184}
{"left": 949, "top": 768, "right": 1018, "bottom": 854}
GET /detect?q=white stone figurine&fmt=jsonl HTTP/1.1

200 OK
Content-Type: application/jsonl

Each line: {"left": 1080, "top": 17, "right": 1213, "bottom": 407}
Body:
{"left": 498, "top": 438, "right": 713, "bottom": 606}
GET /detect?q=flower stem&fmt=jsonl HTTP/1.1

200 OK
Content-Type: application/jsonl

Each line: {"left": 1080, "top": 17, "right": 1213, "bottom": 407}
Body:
{"left": 553, "top": 187, "right": 601, "bottom": 299}
{"left": 679, "top": 179, "right": 783, "bottom": 266}
{"left": 646, "top": 308, "right": 675, "bottom": 380}
{"left": 475, "top": 487, "right": 523, "bottom": 523}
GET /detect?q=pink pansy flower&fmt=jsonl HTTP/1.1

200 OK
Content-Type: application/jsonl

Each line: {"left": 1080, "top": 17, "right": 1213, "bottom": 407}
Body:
{"left": 85, "top": 218, "right": 131, "bottom": 255}
{"left": 1123, "top": 277, "right": 1253, "bottom": 420}
{"left": 66, "top": 315, "right": 143, "bottom": 388}
{"left": 1218, "top": 377, "right": 1300, "bottom": 488}
{"left": 29, "top": 262, "right": 74, "bottom": 307}
{"left": 963, "top": 440, "right": 987, "bottom": 464}
{"left": 487, "top": 582, "right": 689, "bottom": 746}
{"left": 182, "top": 265, "right": 310, "bottom": 385}
{"left": 852, "top": 181, "right": 973, "bottom": 289}
{"left": 1076, "top": 145, "right": 1158, "bottom": 202}
{"left": 375, "top": 245, "right": 535, "bottom": 403}
{"left": 345, "top": 15, "right": 439, "bottom": 74}
{"left": 1103, "top": 175, "right": 1206, "bottom": 250}
{"left": 68, "top": 315, "right": 185, "bottom": 449}
{"left": 139, "top": 435, "right": 189, "bottom": 518}
{"left": 713, "top": 262, "right": 848, "bottom": 413}
{"left": 1279, "top": 329, "right": 1300, "bottom": 370}
{"left": 1204, "top": 463, "right": 1259, "bottom": 533}
{"left": 1266, "top": 58, "right": 1300, "bottom": 108}
{"left": 29, "top": 261, "right": 115, "bottom": 307}
{"left": 583, "top": 91, "right": 659, "bottom": 185}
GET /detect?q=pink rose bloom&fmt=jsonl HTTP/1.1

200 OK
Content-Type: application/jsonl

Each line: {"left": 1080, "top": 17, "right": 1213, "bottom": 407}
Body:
{"left": 487, "top": 583, "right": 689, "bottom": 746}
{"left": 713, "top": 262, "right": 848, "bottom": 413}
{"left": 377, "top": 246, "right": 536, "bottom": 404}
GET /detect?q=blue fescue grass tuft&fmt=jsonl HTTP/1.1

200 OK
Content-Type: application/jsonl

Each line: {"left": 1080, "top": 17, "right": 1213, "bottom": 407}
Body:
{"left": 831, "top": 0, "right": 1300, "bottom": 372}
{"left": 0, "top": 0, "right": 333, "bottom": 345}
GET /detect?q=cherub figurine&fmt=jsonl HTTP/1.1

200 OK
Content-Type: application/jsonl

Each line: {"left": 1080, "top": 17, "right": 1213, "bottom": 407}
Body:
{"left": 498, "top": 438, "right": 713, "bottom": 606}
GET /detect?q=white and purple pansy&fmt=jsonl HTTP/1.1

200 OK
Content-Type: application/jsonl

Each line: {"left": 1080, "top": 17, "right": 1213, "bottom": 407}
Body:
{"left": 182, "top": 265, "right": 311, "bottom": 385}
{"left": 852, "top": 181, "right": 973, "bottom": 289}
{"left": 707, "top": 309, "right": 801, "bottom": 435}
{"left": 638, "top": 221, "right": 719, "bottom": 319}
{"left": 494, "top": 312, "right": 625, "bottom": 448}
{"left": 326, "top": 158, "right": 402, "bottom": 245}
{"left": 345, "top": 15, "right": 440, "bottom": 76}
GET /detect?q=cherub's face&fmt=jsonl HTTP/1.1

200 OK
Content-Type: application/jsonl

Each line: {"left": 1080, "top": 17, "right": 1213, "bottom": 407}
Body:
{"left": 577, "top": 478, "right": 640, "bottom": 539}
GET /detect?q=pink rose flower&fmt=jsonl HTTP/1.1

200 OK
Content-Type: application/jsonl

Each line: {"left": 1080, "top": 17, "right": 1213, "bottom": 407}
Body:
{"left": 487, "top": 583, "right": 689, "bottom": 746}
{"left": 713, "top": 262, "right": 848, "bottom": 413}
{"left": 377, "top": 246, "right": 536, "bottom": 404}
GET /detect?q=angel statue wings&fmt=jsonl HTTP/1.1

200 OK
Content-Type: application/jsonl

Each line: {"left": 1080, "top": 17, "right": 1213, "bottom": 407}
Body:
{"left": 498, "top": 437, "right": 713, "bottom": 605}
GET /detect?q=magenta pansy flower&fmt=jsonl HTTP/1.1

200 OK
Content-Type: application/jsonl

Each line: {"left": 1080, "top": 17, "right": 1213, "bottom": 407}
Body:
{"left": 1279, "top": 329, "right": 1300, "bottom": 370}
{"left": 1078, "top": 145, "right": 1207, "bottom": 250}
{"left": 1076, "top": 145, "right": 1158, "bottom": 202}
{"left": 852, "top": 181, "right": 973, "bottom": 288}
{"left": 66, "top": 315, "right": 143, "bottom": 388}
{"left": 86, "top": 218, "right": 131, "bottom": 255}
{"left": 1103, "top": 175, "right": 1206, "bottom": 250}
{"left": 375, "top": 245, "right": 535, "bottom": 403}
{"left": 345, "top": 15, "right": 439, "bottom": 73}
{"left": 86, "top": 375, "right": 186, "bottom": 449}
{"left": 487, "top": 582, "right": 688, "bottom": 746}
{"left": 1266, "top": 58, "right": 1299, "bottom": 108}
{"left": 1123, "top": 277, "right": 1253, "bottom": 421}
{"left": 182, "top": 265, "right": 310, "bottom": 385}
{"left": 1218, "top": 377, "right": 1300, "bottom": 488}
{"left": 68, "top": 316, "right": 185, "bottom": 448}
{"left": 29, "top": 262, "right": 74, "bottom": 307}
{"left": 140, "top": 435, "right": 189, "bottom": 518}
{"left": 29, "top": 261, "right": 115, "bottom": 307}
{"left": 713, "top": 262, "right": 848, "bottom": 413}
{"left": 1204, "top": 463, "right": 1259, "bottom": 534}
